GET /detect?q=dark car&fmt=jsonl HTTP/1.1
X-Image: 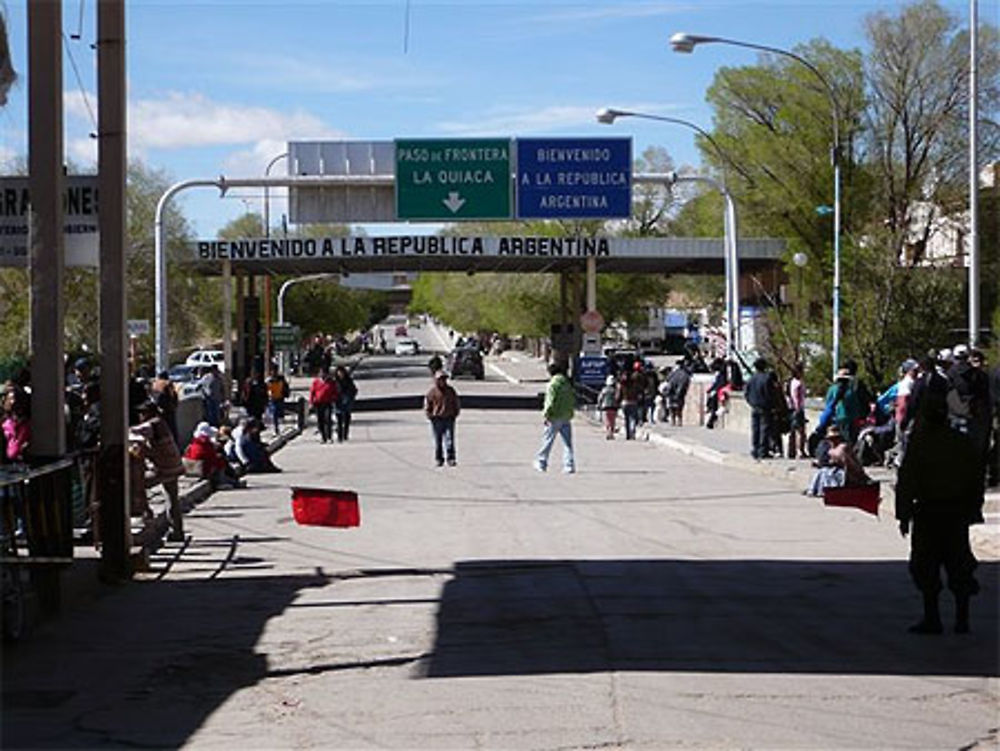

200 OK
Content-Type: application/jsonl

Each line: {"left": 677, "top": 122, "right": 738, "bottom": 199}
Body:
{"left": 447, "top": 347, "right": 485, "bottom": 380}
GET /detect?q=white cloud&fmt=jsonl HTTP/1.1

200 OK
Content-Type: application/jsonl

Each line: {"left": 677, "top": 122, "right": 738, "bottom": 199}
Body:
{"left": 221, "top": 139, "right": 295, "bottom": 178}
{"left": 0, "top": 143, "right": 19, "bottom": 170}
{"left": 131, "top": 91, "right": 338, "bottom": 150}
{"left": 67, "top": 136, "right": 97, "bottom": 167}
{"left": 434, "top": 102, "right": 685, "bottom": 136}
{"left": 436, "top": 105, "right": 600, "bottom": 136}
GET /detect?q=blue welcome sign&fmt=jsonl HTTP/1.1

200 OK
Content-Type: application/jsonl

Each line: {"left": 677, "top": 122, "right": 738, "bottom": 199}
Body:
{"left": 516, "top": 137, "right": 632, "bottom": 219}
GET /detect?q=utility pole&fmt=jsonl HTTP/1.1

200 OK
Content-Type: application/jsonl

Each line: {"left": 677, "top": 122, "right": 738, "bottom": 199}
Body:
{"left": 27, "top": 0, "right": 65, "bottom": 457}
{"left": 97, "top": 0, "right": 131, "bottom": 580}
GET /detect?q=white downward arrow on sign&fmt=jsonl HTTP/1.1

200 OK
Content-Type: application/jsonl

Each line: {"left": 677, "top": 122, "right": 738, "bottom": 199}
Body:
{"left": 442, "top": 191, "right": 466, "bottom": 213}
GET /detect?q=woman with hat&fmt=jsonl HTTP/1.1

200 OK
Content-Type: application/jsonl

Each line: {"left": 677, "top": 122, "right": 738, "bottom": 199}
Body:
{"left": 805, "top": 424, "right": 870, "bottom": 496}
{"left": 596, "top": 374, "right": 620, "bottom": 440}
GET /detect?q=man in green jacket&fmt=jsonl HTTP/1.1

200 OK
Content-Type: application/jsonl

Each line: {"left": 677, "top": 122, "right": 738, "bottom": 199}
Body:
{"left": 534, "top": 360, "right": 576, "bottom": 473}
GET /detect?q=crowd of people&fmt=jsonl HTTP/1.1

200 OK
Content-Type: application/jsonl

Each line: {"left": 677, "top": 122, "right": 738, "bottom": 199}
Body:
{"left": 1, "top": 355, "right": 300, "bottom": 544}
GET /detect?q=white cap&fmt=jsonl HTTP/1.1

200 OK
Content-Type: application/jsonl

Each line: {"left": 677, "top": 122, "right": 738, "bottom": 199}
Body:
{"left": 953, "top": 344, "right": 969, "bottom": 359}
{"left": 194, "top": 421, "right": 217, "bottom": 439}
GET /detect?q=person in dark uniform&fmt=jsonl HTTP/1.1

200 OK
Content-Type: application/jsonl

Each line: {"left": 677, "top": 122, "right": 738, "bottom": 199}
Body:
{"left": 895, "top": 361, "right": 984, "bottom": 634}
{"left": 744, "top": 358, "right": 774, "bottom": 460}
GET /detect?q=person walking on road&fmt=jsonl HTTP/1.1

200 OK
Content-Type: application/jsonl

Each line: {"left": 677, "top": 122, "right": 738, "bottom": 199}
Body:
{"left": 309, "top": 368, "right": 338, "bottom": 443}
{"left": 534, "top": 360, "right": 576, "bottom": 473}
{"left": 745, "top": 358, "right": 775, "bottom": 460}
{"left": 334, "top": 365, "right": 358, "bottom": 442}
{"left": 664, "top": 361, "right": 692, "bottom": 427}
{"left": 597, "top": 374, "right": 619, "bottom": 440}
{"left": 265, "top": 366, "right": 291, "bottom": 435}
{"left": 618, "top": 367, "right": 642, "bottom": 440}
{"left": 424, "top": 370, "right": 460, "bottom": 466}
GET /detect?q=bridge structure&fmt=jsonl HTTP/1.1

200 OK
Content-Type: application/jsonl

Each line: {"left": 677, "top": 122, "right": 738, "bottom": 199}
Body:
{"left": 160, "top": 162, "right": 786, "bottom": 376}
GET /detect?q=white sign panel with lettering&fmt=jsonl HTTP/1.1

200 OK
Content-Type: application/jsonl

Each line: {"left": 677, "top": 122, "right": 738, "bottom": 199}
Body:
{"left": 0, "top": 176, "right": 100, "bottom": 267}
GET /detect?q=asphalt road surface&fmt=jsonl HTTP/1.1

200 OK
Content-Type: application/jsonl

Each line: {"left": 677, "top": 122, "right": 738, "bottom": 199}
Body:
{"left": 3, "top": 349, "right": 998, "bottom": 750}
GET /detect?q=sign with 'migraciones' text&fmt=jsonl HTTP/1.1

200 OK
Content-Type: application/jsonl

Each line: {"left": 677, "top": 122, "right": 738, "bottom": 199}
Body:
{"left": 0, "top": 176, "right": 100, "bottom": 267}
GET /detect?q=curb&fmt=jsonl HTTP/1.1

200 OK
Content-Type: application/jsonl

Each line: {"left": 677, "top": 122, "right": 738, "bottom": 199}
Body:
{"left": 135, "top": 424, "right": 303, "bottom": 557}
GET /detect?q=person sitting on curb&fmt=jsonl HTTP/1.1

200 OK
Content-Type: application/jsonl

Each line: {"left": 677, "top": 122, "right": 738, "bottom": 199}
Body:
{"left": 233, "top": 418, "right": 282, "bottom": 474}
{"left": 805, "top": 424, "right": 870, "bottom": 497}
{"left": 183, "top": 421, "right": 244, "bottom": 490}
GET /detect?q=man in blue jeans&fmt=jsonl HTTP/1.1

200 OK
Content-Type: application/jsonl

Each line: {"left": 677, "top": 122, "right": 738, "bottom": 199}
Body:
{"left": 424, "top": 370, "right": 461, "bottom": 467}
{"left": 534, "top": 360, "right": 576, "bottom": 473}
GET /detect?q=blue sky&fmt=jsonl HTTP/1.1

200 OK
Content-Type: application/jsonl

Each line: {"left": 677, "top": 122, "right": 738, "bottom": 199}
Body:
{"left": 1, "top": 0, "right": 994, "bottom": 237}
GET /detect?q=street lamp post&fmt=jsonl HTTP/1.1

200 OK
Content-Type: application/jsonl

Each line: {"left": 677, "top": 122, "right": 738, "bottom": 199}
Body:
{"left": 277, "top": 273, "right": 337, "bottom": 374}
{"left": 969, "top": 0, "right": 980, "bottom": 347}
{"left": 597, "top": 107, "right": 741, "bottom": 357}
{"left": 263, "top": 152, "right": 289, "bottom": 373}
{"left": 670, "top": 31, "right": 843, "bottom": 378}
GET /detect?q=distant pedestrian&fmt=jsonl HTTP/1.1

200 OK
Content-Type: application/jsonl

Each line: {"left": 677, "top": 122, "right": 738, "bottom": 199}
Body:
{"left": 596, "top": 374, "right": 619, "bottom": 440}
{"left": 618, "top": 368, "right": 642, "bottom": 440}
{"left": 334, "top": 365, "right": 358, "bottom": 442}
{"left": 744, "top": 358, "right": 774, "bottom": 460}
{"left": 308, "top": 368, "right": 338, "bottom": 443}
{"left": 787, "top": 362, "right": 808, "bottom": 459}
{"left": 243, "top": 369, "right": 269, "bottom": 422}
{"left": 265, "top": 366, "right": 290, "bottom": 434}
{"left": 198, "top": 365, "right": 225, "bottom": 428}
{"left": 424, "top": 370, "right": 460, "bottom": 467}
{"left": 705, "top": 358, "right": 727, "bottom": 429}
{"left": 534, "top": 360, "right": 576, "bottom": 473}
{"left": 665, "top": 362, "right": 692, "bottom": 426}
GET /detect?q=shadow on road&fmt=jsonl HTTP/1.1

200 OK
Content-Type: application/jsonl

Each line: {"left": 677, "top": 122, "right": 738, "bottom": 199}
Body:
{"left": 2, "top": 568, "right": 329, "bottom": 749}
{"left": 4, "top": 556, "right": 996, "bottom": 747}
{"left": 423, "top": 559, "right": 999, "bottom": 678}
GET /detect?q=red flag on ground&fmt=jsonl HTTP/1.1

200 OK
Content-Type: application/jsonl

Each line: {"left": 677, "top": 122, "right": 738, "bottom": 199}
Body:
{"left": 822, "top": 483, "right": 881, "bottom": 517}
{"left": 291, "top": 487, "right": 361, "bottom": 527}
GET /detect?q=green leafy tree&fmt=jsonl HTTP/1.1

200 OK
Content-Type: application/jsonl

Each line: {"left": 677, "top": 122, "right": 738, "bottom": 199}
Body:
{"left": 697, "top": 0, "right": 999, "bottom": 384}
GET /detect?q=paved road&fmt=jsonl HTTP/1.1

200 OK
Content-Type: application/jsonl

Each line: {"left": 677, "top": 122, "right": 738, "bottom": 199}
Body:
{"left": 3, "top": 353, "right": 998, "bottom": 750}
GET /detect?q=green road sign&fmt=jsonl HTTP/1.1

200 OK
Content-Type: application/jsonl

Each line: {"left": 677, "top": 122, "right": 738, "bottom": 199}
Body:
{"left": 395, "top": 138, "right": 512, "bottom": 221}
{"left": 262, "top": 324, "right": 301, "bottom": 351}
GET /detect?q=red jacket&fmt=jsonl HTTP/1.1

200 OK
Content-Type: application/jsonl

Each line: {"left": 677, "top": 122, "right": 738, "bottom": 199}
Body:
{"left": 183, "top": 435, "right": 226, "bottom": 474}
{"left": 309, "top": 376, "right": 339, "bottom": 405}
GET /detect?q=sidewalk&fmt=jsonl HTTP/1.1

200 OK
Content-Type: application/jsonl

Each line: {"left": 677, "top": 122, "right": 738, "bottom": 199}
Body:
{"left": 632, "top": 412, "right": 1000, "bottom": 562}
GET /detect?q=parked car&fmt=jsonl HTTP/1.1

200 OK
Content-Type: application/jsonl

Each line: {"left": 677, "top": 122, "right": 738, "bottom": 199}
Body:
{"left": 447, "top": 346, "right": 485, "bottom": 380}
{"left": 394, "top": 338, "right": 419, "bottom": 356}
{"left": 184, "top": 349, "right": 226, "bottom": 373}
{"left": 166, "top": 363, "right": 204, "bottom": 396}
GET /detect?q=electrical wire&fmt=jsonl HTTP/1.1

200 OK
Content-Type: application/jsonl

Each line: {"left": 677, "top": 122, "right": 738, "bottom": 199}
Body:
{"left": 70, "top": 0, "right": 86, "bottom": 40}
{"left": 62, "top": 30, "right": 97, "bottom": 134}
